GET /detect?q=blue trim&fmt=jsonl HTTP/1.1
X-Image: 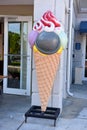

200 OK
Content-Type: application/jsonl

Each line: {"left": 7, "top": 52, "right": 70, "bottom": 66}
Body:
{"left": 75, "top": 43, "right": 81, "bottom": 50}
{"left": 79, "top": 21, "right": 87, "bottom": 33}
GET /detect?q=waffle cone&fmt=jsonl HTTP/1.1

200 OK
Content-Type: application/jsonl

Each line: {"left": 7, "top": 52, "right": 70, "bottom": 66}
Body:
{"left": 34, "top": 51, "right": 60, "bottom": 112}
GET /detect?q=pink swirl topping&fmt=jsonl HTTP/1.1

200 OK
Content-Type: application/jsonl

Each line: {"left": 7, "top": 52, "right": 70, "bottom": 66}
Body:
{"left": 41, "top": 11, "right": 61, "bottom": 27}
{"left": 33, "top": 10, "right": 61, "bottom": 32}
{"left": 33, "top": 21, "right": 43, "bottom": 32}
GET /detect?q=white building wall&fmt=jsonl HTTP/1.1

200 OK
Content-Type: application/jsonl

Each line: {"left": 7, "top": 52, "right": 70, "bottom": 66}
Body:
{"left": 73, "top": 5, "right": 87, "bottom": 82}
{"left": 32, "top": 0, "right": 69, "bottom": 112}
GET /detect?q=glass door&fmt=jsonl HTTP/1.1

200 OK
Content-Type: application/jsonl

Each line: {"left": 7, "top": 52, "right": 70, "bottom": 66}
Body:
{"left": 3, "top": 16, "right": 32, "bottom": 95}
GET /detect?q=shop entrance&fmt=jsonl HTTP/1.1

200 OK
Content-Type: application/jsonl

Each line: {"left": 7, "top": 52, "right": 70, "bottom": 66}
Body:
{"left": 1, "top": 16, "right": 32, "bottom": 96}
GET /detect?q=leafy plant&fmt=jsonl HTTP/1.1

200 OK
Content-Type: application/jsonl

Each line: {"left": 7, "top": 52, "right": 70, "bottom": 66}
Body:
{"left": 8, "top": 31, "right": 20, "bottom": 54}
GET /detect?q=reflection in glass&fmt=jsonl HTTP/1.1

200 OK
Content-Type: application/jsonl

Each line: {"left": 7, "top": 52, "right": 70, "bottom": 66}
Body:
{"left": 8, "top": 23, "right": 21, "bottom": 55}
{"left": 8, "top": 55, "right": 20, "bottom": 88}
{"left": 8, "top": 22, "right": 21, "bottom": 89}
{"left": 7, "top": 22, "right": 28, "bottom": 89}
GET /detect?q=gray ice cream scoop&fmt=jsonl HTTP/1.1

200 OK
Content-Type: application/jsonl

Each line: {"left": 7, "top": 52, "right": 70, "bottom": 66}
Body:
{"left": 35, "top": 31, "right": 60, "bottom": 55}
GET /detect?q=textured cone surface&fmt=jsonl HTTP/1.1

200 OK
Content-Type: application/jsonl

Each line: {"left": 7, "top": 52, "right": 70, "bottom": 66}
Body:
{"left": 34, "top": 51, "right": 60, "bottom": 111}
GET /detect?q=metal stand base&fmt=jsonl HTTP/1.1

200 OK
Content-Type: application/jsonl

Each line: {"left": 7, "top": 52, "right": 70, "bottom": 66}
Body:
{"left": 25, "top": 105, "right": 60, "bottom": 126}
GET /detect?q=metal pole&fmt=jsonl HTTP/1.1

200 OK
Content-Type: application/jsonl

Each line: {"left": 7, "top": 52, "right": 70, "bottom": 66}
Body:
{"left": 66, "top": 0, "right": 73, "bottom": 96}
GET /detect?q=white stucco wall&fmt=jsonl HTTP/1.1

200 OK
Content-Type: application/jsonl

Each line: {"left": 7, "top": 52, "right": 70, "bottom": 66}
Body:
{"left": 73, "top": 3, "right": 87, "bottom": 82}
{"left": 32, "top": 0, "right": 69, "bottom": 111}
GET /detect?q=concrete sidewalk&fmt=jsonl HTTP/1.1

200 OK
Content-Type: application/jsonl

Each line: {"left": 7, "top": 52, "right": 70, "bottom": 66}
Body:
{"left": 0, "top": 94, "right": 31, "bottom": 130}
{"left": 18, "top": 118, "right": 87, "bottom": 130}
{"left": 0, "top": 94, "right": 87, "bottom": 130}
{"left": 18, "top": 97, "right": 87, "bottom": 130}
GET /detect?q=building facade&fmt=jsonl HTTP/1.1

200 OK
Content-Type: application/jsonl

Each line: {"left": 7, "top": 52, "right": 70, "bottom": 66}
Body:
{"left": 0, "top": 0, "right": 87, "bottom": 112}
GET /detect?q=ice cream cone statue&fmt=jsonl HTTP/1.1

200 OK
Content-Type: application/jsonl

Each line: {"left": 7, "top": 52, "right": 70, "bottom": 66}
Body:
{"left": 29, "top": 11, "right": 68, "bottom": 112}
